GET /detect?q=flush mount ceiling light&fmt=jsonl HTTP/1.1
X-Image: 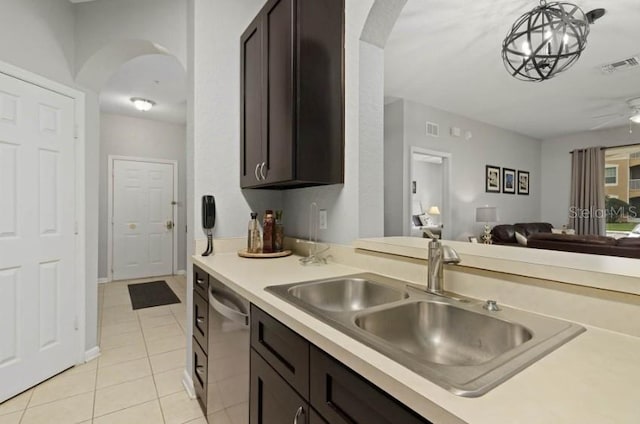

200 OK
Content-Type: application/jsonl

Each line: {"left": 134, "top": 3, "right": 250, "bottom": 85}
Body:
{"left": 130, "top": 97, "right": 156, "bottom": 111}
{"left": 502, "top": 2, "right": 604, "bottom": 82}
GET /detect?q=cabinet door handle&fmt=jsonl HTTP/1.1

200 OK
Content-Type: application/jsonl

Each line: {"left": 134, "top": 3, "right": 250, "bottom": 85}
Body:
{"left": 195, "top": 365, "right": 205, "bottom": 377}
{"left": 254, "top": 163, "right": 261, "bottom": 181}
{"left": 260, "top": 162, "right": 267, "bottom": 180}
{"left": 196, "top": 278, "right": 206, "bottom": 287}
{"left": 196, "top": 317, "right": 205, "bottom": 325}
{"left": 293, "top": 406, "right": 304, "bottom": 424}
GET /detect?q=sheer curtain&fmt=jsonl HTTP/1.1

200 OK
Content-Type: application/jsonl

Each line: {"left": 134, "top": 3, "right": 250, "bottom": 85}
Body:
{"left": 569, "top": 147, "right": 605, "bottom": 235}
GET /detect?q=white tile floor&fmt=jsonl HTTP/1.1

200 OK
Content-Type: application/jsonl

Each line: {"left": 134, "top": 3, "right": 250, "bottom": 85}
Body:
{"left": 0, "top": 275, "right": 205, "bottom": 424}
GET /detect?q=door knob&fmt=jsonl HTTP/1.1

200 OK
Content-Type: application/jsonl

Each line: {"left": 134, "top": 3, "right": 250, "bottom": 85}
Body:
{"left": 166, "top": 220, "right": 174, "bottom": 230}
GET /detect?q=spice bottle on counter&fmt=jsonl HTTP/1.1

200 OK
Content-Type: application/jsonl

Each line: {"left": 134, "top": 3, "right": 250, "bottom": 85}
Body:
{"left": 274, "top": 210, "right": 284, "bottom": 252}
{"left": 247, "top": 212, "right": 261, "bottom": 253}
{"left": 262, "top": 210, "right": 275, "bottom": 253}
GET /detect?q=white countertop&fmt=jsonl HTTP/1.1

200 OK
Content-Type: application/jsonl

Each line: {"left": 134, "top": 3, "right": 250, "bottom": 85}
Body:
{"left": 193, "top": 252, "right": 640, "bottom": 424}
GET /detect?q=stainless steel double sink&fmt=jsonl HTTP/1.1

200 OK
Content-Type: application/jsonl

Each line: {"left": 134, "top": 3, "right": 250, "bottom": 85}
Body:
{"left": 266, "top": 273, "right": 585, "bottom": 397}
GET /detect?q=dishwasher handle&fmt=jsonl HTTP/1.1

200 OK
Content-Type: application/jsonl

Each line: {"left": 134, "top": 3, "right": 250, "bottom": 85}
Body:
{"left": 209, "top": 290, "right": 249, "bottom": 326}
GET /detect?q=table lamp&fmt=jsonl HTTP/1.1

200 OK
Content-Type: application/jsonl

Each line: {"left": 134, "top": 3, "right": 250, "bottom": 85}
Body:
{"left": 475, "top": 206, "right": 497, "bottom": 244}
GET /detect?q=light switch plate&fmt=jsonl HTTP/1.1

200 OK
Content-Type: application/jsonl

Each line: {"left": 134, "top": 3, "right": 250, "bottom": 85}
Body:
{"left": 319, "top": 209, "right": 328, "bottom": 230}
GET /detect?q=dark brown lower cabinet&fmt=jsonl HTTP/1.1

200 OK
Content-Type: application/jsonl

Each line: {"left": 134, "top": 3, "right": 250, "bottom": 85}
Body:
{"left": 310, "top": 346, "right": 428, "bottom": 424}
{"left": 309, "top": 409, "right": 328, "bottom": 424}
{"left": 249, "top": 305, "right": 432, "bottom": 424}
{"left": 250, "top": 349, "right": 308, "bottom": 424}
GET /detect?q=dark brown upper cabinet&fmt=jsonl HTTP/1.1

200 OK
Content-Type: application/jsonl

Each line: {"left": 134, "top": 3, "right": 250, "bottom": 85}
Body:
{"left": 240, "top": 0, "right": 345, "bottom": 189}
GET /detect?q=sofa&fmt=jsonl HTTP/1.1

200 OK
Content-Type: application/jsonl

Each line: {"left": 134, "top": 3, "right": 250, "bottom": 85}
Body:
{"left": 491, "top": 222, "right": 554, "bottom": 246}
{"left": 490, "top": 222, "right": 640, "bottom": 259}
{"left": 527, "top": 233, "right": 640, "bottom": 259}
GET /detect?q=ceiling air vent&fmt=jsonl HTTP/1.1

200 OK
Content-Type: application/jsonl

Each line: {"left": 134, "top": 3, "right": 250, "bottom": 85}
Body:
{"left": 426, "top": 121, "right": 439, "bottom": 137}
{"left": 601, "top": 56, "right": 640, "bottom": 74}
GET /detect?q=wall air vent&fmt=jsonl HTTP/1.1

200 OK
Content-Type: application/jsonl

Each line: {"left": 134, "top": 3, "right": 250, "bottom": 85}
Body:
{"left": 601, "top": 56, "right": 640, "bottom": 74}
{"left": 426, "top": 121, "right": 439, "bottom": 137}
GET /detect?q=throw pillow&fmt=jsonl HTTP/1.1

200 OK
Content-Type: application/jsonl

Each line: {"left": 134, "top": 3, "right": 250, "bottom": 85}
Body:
{"left": 515, "top": 231, "right": 528, "bottom": 246}
{"left": 418, "top": 214, "right": 431, "bottom": 227}
{"left": 552, "top": 228, "right": 576, "bottom": 235}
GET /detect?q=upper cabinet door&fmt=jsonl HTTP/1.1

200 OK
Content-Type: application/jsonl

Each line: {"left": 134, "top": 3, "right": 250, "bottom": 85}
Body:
{"left": 263, "top": 0, "right": 295, "bottom": 184}
{"left": 240, "top": 16, "right": 265, "bottom": 188}
{"left": 240, "top": 0, "right": 345, "bottom": 189}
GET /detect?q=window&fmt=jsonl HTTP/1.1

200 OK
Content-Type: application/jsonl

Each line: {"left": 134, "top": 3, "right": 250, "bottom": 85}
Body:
{"left": 605, "top": 165, "right": 618, "bottom": 186}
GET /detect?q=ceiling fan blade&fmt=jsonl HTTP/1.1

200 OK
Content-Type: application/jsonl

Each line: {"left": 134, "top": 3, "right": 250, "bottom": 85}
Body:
{"left": 591, "top": 112, "right": 623, "bottom": 120}
{"left": 590, "top": 115, "right": 627, "bottom": 131}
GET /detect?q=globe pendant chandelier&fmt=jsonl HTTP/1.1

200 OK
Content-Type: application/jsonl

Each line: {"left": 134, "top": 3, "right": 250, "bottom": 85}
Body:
{"left": 502, "top": 1, "right": 593, "bottom": 82}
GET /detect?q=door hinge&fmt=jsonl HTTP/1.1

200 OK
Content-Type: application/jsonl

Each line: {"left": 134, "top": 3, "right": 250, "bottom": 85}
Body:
{"left": 74, "top": 221, "right": 79, "bottom": 235}
{"left": 74, "top": 125, "right": 79, "bottom": 140}
{"left": 74, "top": 316, "right": 79, "bottom": 331}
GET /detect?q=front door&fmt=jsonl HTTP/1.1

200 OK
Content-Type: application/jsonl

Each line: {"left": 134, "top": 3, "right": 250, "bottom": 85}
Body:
{"left": 0, "top": 72, "right": 78, "bottom": 402}
{"left": 112, "top": 159, "right": 174, "bottom": 280}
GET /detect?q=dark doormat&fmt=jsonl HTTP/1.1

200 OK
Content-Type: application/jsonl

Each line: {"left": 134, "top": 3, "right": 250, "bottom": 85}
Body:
{"left": 128, "top": 281, "right": 181, "bottom": 310}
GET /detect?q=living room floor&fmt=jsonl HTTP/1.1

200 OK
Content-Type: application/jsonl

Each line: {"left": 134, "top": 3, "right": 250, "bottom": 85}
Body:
{"left": 0, "top": 275, "right": 205, "bottom": 424}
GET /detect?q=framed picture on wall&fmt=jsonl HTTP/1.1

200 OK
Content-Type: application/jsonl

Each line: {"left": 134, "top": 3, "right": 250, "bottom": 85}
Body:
{"left": 518, "top": 170, "right": 530, "bottom": 195}
{"left": 485, "top": 165, "right": 501, "bottom": 193}
{"left": 503, "top": 168, "right": 516, "bottom": 194}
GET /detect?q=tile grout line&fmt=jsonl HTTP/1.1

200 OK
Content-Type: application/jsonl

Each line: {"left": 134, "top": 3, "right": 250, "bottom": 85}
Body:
{"left": 137, "top": 297, "right": 167, "bottom": 424}
{"left": 16, "top": 389, "right": 34, "bottom": 424}
{"left": 90, "top": 279, "right": 106, "bottom": 422}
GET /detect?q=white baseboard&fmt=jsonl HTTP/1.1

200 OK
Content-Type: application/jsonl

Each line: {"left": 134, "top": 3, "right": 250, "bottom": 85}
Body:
{"left": 175, "top": 269, "right": 186, "bottom": 276}
{"left": 85, "top": 346, "right": 101, "bottom": 362}
{"left": 182, "top": 368, "right": 195, "bottom": 399}
{"left": 97, "top": 278, "right": 110, "bottom": 284}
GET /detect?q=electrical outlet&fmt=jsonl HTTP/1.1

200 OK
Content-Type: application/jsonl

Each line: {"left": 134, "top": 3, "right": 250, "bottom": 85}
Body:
{"left": 319, "top": 209, "right": 328, "bottom": 230}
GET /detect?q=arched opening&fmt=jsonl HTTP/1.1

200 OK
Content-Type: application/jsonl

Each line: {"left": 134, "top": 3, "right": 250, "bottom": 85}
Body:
{"left": 77, "top": 40, "right": 187, "bottom": 283}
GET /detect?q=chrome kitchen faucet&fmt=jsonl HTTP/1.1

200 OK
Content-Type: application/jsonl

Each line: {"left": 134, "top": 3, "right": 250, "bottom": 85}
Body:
{"left": 427, "top": 239, "right": 461, "bottom": 294}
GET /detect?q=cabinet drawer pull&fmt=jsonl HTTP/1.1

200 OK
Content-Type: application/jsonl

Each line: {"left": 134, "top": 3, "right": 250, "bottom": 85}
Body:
{"left": 255, "top": 163, "right": 261, "bottom": 181}
{"left": 260, "top": 162, "right": 267, "bottom": 180}
{"left": 196, "top": 278, "right": 206, "bottom": 286}
{"left": 196, "top": 317, "right": 205, "bottom": 325}
{"left": 195, "top": 365, "right": 205, "bottom": 377}
{"left": 293, "top": 406, "right": 304, "bottom": 424}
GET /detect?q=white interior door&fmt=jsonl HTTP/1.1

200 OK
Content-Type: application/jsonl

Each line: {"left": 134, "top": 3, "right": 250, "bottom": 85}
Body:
{"left": 0, "top": 72, "right": 77, "bottom": 402}
{"left": 112, "top": 160, "right": 174, "bottom": 280}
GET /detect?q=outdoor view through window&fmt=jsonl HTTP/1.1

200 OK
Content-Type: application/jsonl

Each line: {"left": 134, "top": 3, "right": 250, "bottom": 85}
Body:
{"left": 605, "top": 145, "right": 640, "bottom": 238}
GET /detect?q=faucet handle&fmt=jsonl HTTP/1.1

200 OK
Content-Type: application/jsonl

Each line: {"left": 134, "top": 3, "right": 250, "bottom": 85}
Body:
{"left": 483, "top": 300, "right": 501, "bottom": 312}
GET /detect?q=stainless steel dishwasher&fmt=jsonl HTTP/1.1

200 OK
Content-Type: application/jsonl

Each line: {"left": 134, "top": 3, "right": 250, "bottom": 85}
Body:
{"left": 199, "top": 275, "right": 250, "bottom": 423}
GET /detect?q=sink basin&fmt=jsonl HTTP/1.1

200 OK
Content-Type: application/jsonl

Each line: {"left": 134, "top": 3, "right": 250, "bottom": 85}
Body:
{"left": 355, "top": 301, "right": 532, "bottom": 366}
{"left": 287, "top": 277, "right": 408, "bottom": 312}
{"left": 265, "top": 273, "right": 585, "bottom": 397}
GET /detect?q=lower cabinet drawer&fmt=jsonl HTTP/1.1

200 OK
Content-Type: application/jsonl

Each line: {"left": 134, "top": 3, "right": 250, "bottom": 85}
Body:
{"left": 192, "top": 338, "right": 208, "bottom": 415}
{"left": 309, "top": 346, "right": 431, "bottom": 424}
{"left": 193, "top": 290, "right": 209, "bottom": 352}
{"left": 250, "top": 305, "right": 309, "bottom": 398}
{"left": 193, "top": 265, "right": 209, "bottom": 299}
{"left": 250, "top": 349, "right": 308, "bottom": 424}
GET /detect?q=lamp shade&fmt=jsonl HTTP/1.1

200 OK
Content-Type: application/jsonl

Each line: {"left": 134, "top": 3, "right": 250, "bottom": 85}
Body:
{"left": 427, "top": 206, "right": 440, "bottom": 215}
{"left": 476, "top": 206, "right": 497, "bottom": 223}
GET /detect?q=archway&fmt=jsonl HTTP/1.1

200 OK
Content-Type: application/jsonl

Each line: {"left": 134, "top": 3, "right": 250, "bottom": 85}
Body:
{"left": 76, "top": 39, "right": 188, "bottom": 283}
